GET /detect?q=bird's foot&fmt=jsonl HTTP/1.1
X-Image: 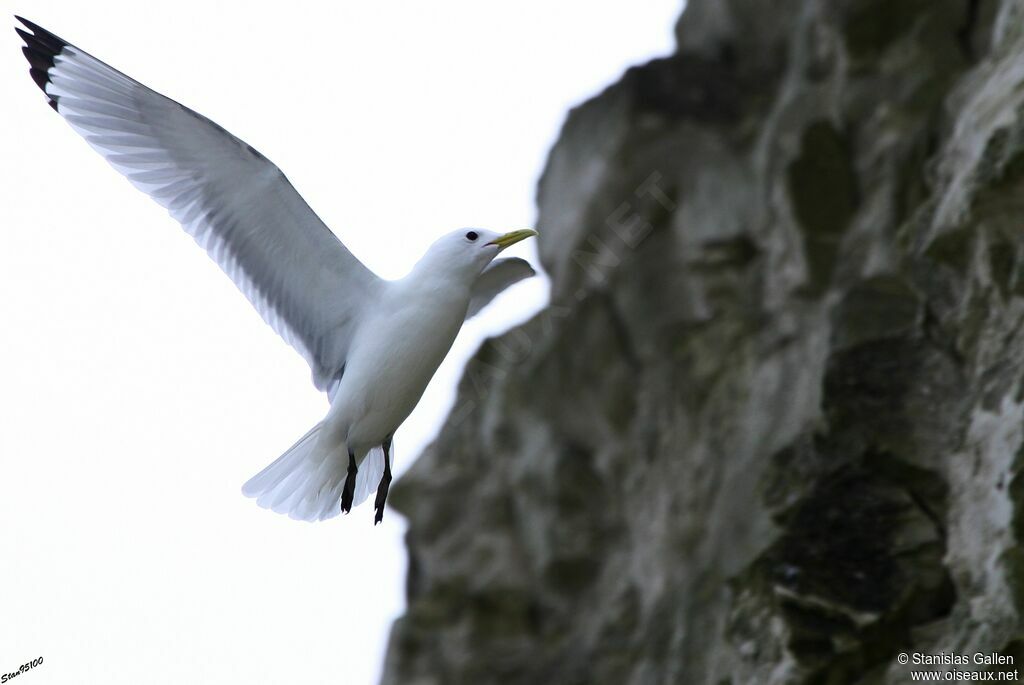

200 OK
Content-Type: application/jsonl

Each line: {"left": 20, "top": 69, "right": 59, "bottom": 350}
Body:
{"left": 374, "top": 435, "right": 394, "bottom": 525}
{"left": 373, "top": 472, "right": 392, "bottom": 525}
{"left": 340, "top": 451, "right": 357, "bottom": 514}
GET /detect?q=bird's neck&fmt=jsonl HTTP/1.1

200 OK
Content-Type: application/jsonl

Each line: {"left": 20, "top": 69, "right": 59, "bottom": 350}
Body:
{"left": 409, "top": 257, "right": 479, "bottom": 292}
{"left": 397, "top": 261, "right": 476, "bottom": 310}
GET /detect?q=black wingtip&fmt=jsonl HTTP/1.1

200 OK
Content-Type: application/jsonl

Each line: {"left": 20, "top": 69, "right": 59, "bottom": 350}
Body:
{"left": 21, "top": 44, "right": 53, "bottom": 71}
{"left": 14, "top": 16, "right": 67, "bottom": 51}
{"left": 14, "top": 16, "right": 67, "bottom": 112}
{"left": 28, "top": 67, "right": 49, "bottom": 91}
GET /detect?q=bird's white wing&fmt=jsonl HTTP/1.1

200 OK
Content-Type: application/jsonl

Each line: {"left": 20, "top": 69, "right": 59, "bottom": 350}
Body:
{"left": 466, "top": 257, "right": 536, "bottom": 319}
{"left": 16, "top": 17, "right": 378, "bottom": 391}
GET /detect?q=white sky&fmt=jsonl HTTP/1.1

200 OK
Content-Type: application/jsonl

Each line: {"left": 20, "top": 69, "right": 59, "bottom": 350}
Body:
{"left": 0, "top": 2, "right": 679, "bottom": 683}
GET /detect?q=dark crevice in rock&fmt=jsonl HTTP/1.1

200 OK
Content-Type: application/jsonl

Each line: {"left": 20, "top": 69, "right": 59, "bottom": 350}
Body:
{"left": 956, "top": 0, "right": 982, "bottom": 60}
{"left": 842, "top": 0, "right": 933, "bottom": 60}
{"left": 865, "top": 450, "right": 950, "bottom": 541}
{"left": 788, "top": 120, "right": 860, "bottom": 295}
{"left": 954, "top": 0, "right": 987, "bottom": 60}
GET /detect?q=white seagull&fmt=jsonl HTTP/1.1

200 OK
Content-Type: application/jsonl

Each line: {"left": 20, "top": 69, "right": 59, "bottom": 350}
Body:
{"left": 16, "top": 17, "right": 538, "bottom": 523}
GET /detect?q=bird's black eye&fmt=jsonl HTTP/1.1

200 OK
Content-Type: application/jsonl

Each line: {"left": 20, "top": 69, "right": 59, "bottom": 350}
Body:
{"left": 466, "top": 231, "right": 479, "bottom": 242}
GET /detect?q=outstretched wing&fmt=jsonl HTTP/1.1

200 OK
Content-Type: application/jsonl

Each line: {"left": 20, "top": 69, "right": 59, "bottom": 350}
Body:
{"left": 16, "top": 17, "right": 379, "bottom": 391}
{"left": 466, "top": 257, "right": 536, "bottom": 318}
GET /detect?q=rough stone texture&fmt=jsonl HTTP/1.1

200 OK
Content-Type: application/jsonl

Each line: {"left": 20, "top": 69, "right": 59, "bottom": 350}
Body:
{"left": 381, "top": 1, "right": 1024, "bottom": 683}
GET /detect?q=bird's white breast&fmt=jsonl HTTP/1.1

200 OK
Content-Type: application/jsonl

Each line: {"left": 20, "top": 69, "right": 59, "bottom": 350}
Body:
{"left": 325, "top": 275, "right": 471, "bottom": 453}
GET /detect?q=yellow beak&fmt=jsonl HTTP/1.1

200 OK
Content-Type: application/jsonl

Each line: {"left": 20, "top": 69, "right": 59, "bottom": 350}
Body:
{"left": 486, "top": 229, "right": 538, "bottom": 249}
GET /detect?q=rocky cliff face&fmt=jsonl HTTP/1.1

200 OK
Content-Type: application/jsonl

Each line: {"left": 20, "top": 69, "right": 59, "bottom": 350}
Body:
{"left": 380, "top": 1, "right": 1024, "bottom": 683}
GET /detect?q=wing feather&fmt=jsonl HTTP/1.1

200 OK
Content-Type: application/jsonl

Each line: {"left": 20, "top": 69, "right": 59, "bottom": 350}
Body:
{"left": 16, "top": 17, "right": 378, "bottom": 390}
{"left": 466, "top": 257, "right": 536, "bottom": 319}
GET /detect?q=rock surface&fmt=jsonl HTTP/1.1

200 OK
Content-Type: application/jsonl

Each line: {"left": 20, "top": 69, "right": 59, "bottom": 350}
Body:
{"left": 381, "top": 1, "right": 1024, "bottom": 683}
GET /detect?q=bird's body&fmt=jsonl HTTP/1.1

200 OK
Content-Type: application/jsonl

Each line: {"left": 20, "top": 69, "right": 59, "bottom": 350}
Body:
{"left": 325, "top": 258, "right": 473, "bottom": 459}
{"left": 15, "top": 17, "right": 538, "bottom": 523}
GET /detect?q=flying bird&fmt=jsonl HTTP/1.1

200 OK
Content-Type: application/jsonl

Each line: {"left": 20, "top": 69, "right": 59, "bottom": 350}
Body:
{"left": 15, "top": 17, "right": 538, "bottom": 523}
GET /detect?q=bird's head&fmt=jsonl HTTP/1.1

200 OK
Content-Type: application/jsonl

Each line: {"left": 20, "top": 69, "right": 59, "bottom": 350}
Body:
{"left": 419, "top": 228, "right": 538, "bottom": 279}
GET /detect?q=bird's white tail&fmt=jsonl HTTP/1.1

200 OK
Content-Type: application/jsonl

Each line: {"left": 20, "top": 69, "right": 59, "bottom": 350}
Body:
{"left": 241, "top": 423, "right": 389, "bottom": 522}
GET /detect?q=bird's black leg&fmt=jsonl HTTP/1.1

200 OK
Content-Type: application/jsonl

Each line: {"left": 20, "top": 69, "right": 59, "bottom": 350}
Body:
{"left": 341, "top": 450, "right": 357, "bottom": 514}
{"left": 374, "top": 435, "right": 393, "bottom": 525}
